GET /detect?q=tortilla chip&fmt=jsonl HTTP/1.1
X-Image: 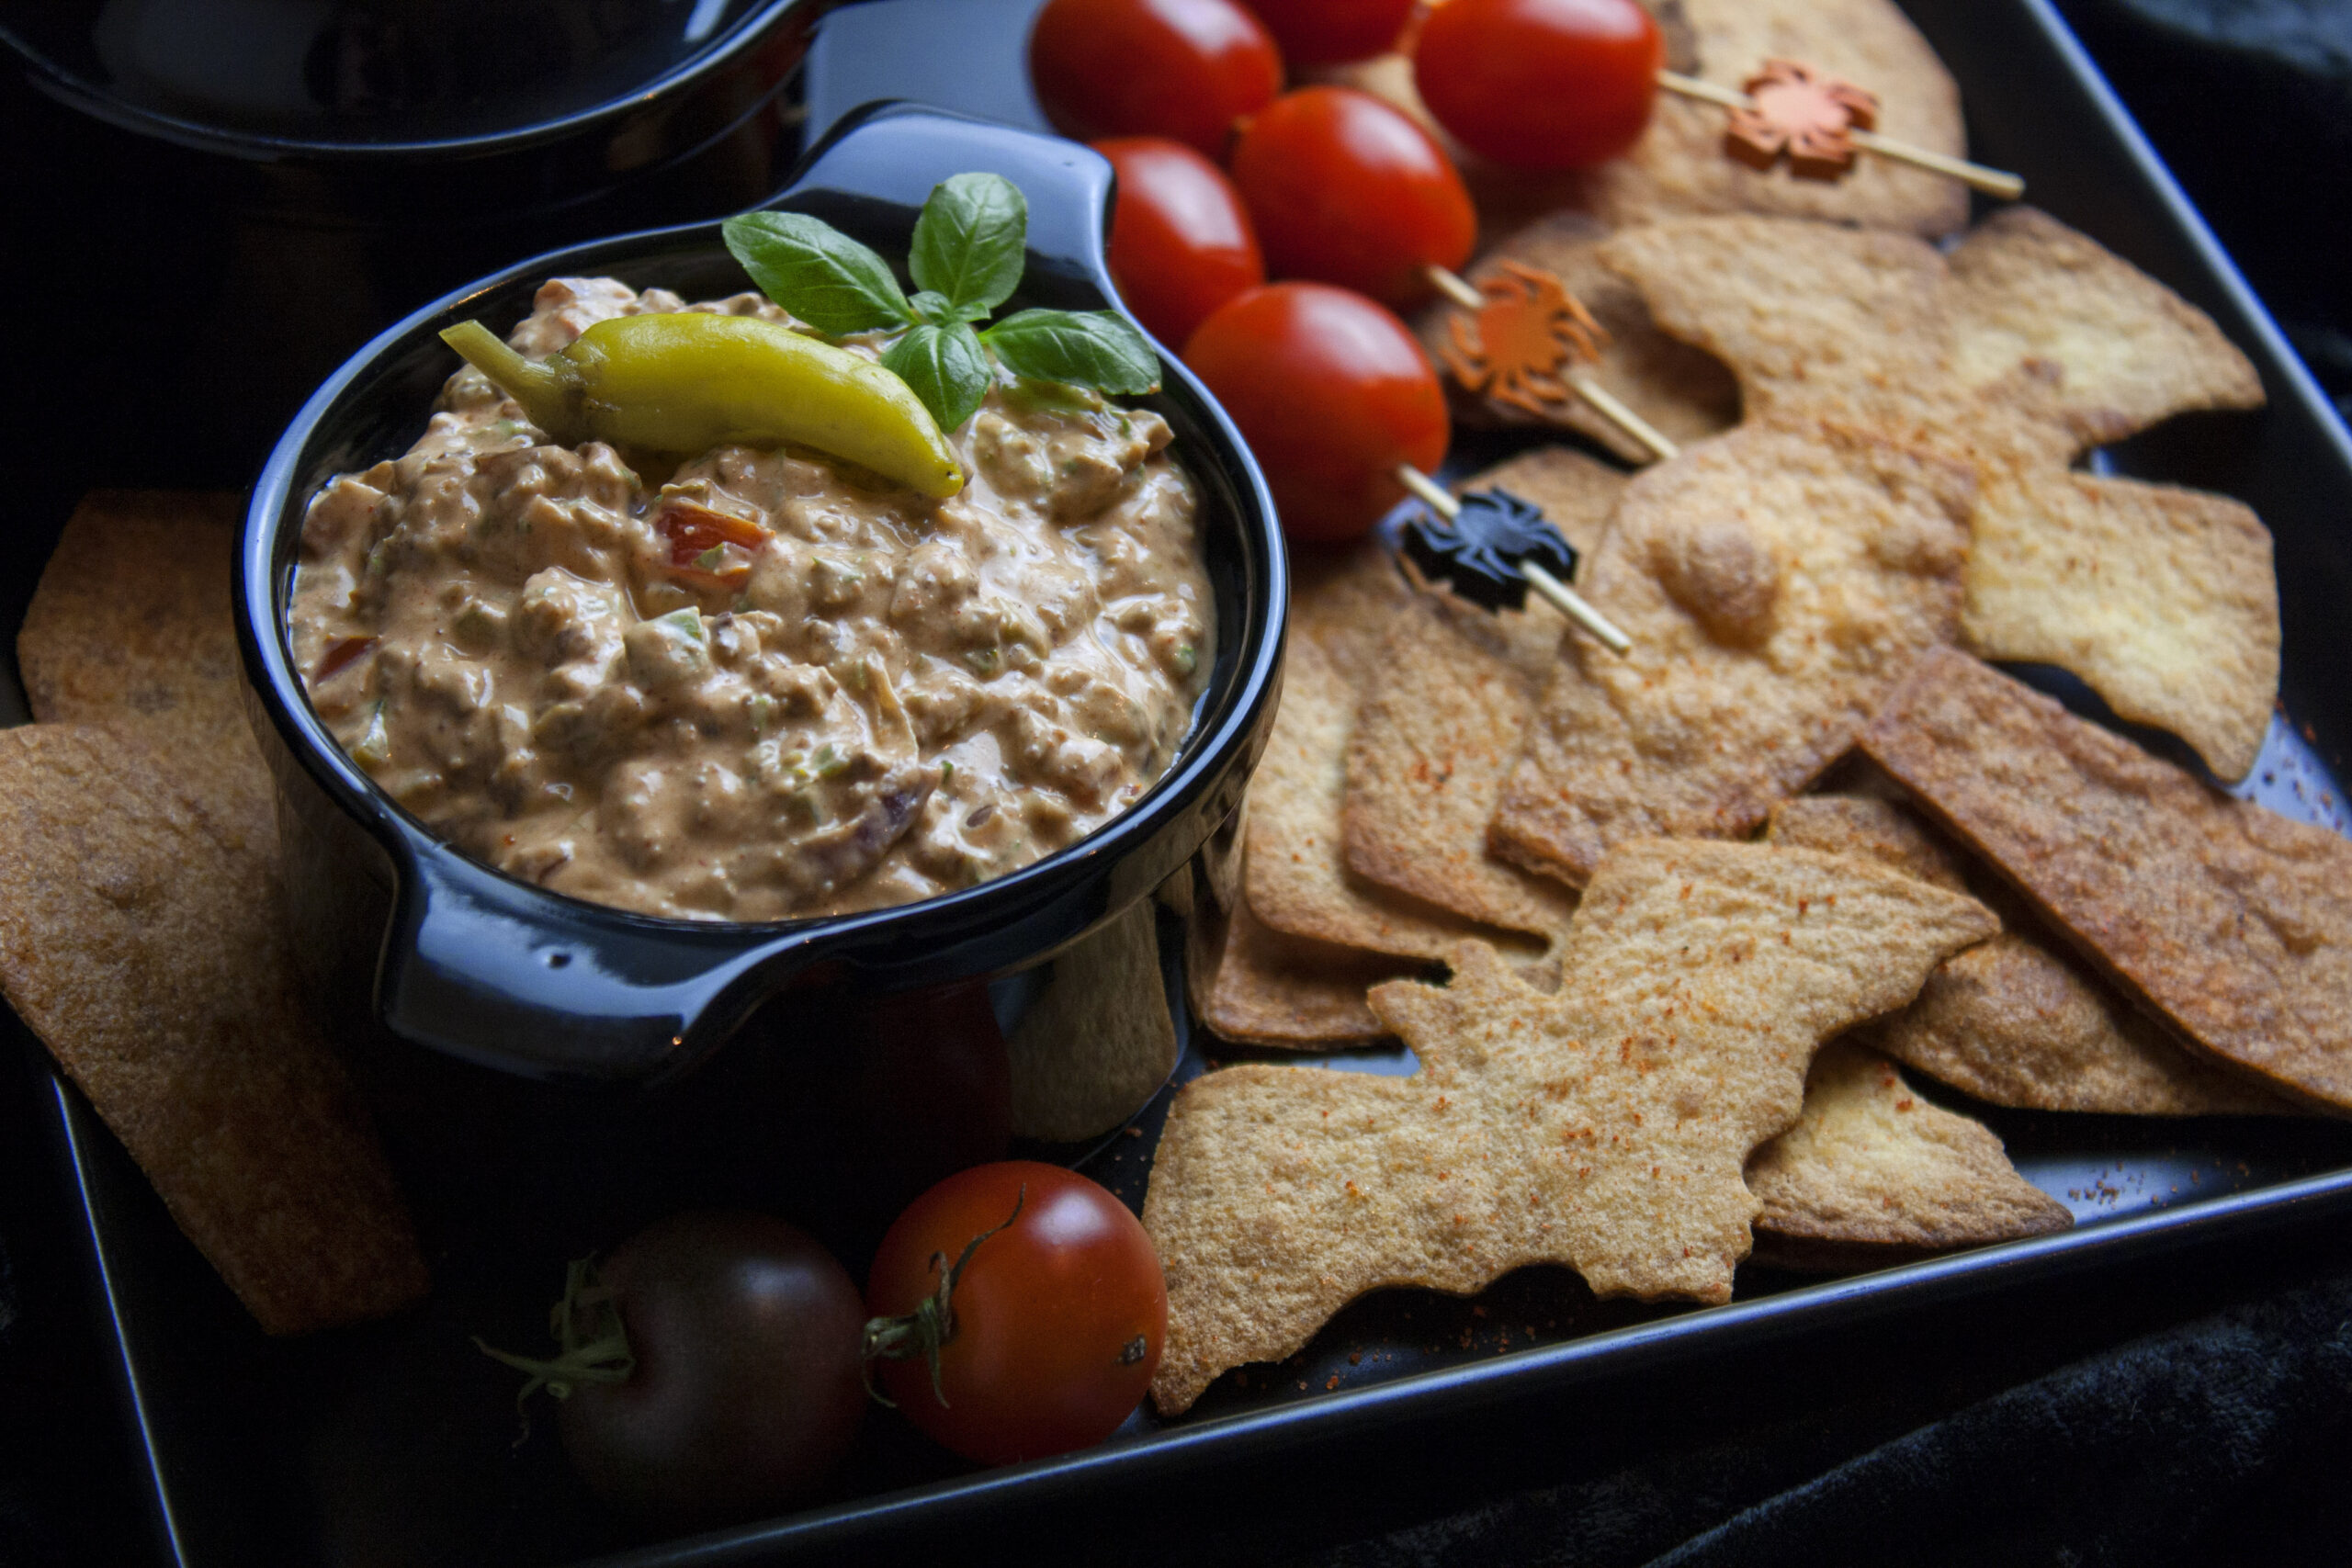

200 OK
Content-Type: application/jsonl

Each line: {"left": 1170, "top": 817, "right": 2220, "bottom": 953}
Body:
{"left": 1763, "top": 795, "right": 1967, "bottom": 891}
{"left": 0, "top": 725, "right": 426, "bottom": 1333}
{"left": 1596, "top": 217, "right": 1954, "bottom": 439}
{"left": 1947, "top": 207, "right": 2264, "bottom": 436}
{"left": 1867, "top": 930, "right": 2294, "bottom": 1116}
{"left": 16, "top": 491, "right": 275, "bottom": 852}
{"left": 1340, "top": 450, "right": 1620, "bottom": 935}
{"left": 1342, "top": 593, "right": 1581, "bottom": 938}
{"left": 1747, "top": 1040, "right": 2073, "bottom": 1269}
{"left": 1185, "top": 878, "right": 1410, "bottom": 1049}
{"left": 1413, "top": 212, "right": 1742, "bottom": 462}
{"left": 1493, "top": 421, "right": 1973, "bottom": 886}
{"left": 1145, "top": 838, "right": 1995, "bottom": 1412}
{"left": 1588, "top": 0, "right": 1971, "bottom": 241}
{"left": 1287, "top": 537, "right": 1412, "bottom": 680}
{"left": 1247, "top": 634, "right": 1508, "bottom": 959}
{"left": 1765, "top": 793, "right": 2287, "bottom": 1115}
{"left": 1860, "top": 648, "right": 2352, "bottom": 1113}
{"left": 1959, "top": 388, "right": 2279, "bottom": 783}
{"left": 1009, "top": 901, "right": 1182, "bottom": 1142}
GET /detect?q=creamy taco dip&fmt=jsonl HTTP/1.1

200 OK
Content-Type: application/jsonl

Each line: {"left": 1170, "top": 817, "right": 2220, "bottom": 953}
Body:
{"left": 291, "top": 277, "right": 1214, "bottom": 922}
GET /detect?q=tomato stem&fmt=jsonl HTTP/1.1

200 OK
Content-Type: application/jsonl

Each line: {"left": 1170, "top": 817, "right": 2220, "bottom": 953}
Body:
{"left": 860, "top": 1184, "right": 1027, "bottom": 1408}
{"left": 475, "top": 1254, "right": 638, "bottom": 1423}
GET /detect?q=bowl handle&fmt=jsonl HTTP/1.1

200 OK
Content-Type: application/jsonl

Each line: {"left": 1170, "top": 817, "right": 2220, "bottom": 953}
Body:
{"left": 765, "top": 102, "right": 1117, "bottom": 307}
{"left": 375, "top": 842, "right": 805, "bottom": 1085}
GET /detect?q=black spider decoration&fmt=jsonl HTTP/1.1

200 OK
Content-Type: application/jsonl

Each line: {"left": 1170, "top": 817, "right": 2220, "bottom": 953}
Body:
{"left": 1396, "top": 487, "right": 1581, "bottom": 614}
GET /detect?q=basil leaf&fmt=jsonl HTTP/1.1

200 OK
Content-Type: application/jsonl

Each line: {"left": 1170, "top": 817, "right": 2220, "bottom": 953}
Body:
{"left": 882, "top": 322, "right": 993, "bottom": 434}
{"left": 982, "top": 310, "right": 1161, "bottom": 397}
{"left": 723, "top": 211, "right": 912, "bottom": 335}
{"left": 909, "top": 289, "right": 992, "bottom": 327}
{"left": 910, "top": 173, "right": 1028, "bottom": 316}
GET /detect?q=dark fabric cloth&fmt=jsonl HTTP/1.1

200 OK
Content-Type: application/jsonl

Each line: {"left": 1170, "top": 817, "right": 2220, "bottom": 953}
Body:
{"left": 1655, "top": 1278, "right": 2352, "bottom": 1568}
{"left": 1283, "top": 1271, "right": 2352, "bottom": 1568}
{"left": 2057, "top": 0, "right": 2352, "bottom": 422}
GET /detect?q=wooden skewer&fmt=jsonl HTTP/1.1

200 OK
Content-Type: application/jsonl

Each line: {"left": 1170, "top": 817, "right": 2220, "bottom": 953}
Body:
{"left": 1425, "top": 264, "right": 1490, "bottom": 312}
{"left": 1561, "top": 372, "right": 1679, "bottom": 464}
{"left": 1656, "top": 70, "right": 2025, "bottom": 199}
{"left": 1425, "top": 265, "right": 1681, "bottom": 464}
{"left": 1394, "top": 465, "right": 1634, "bottom": 655}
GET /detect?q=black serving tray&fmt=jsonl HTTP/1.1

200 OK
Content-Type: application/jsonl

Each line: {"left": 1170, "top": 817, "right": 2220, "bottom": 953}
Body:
{"left": 16, "top": 0, "right": 2352, "bottom": 1562}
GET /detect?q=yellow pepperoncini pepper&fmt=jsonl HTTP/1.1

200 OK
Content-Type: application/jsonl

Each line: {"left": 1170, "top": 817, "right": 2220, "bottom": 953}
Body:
{"left": 440, "top": 314, "right": 965, "bottom": 499}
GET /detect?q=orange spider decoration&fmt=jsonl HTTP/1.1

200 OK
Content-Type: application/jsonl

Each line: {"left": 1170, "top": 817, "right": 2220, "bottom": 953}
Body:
{"left": 1440, "top": 261, "right": 1610, "bottom": 419}
{"left": 1724, "top": 59, "right": 1880, "bottom": 181}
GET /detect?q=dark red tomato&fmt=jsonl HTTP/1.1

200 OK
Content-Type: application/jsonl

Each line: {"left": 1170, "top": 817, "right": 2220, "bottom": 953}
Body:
{"left": 558, "top": 1213, "right": 865, "bottom": 1521}
{"left": 1227, "top": 85, "right": 1476, "bottom": 310}
{"left": 1182, "top": 281, "right": 1448, "bottom": 544}
{"left": 866, "top": 1162, "right": 1165, "bottom": 1465}
{"left": 1029, "top": 0, "right": 1283, "bottom": 158}
{"left": 1413, "top": 0, "right": 1662, "bottom": 170}
{"left": 1240, "top": 0, "right": 1415, "bottom": 65}
{"left": 1093, "top": 137, "right": 1266, "bottom": 347}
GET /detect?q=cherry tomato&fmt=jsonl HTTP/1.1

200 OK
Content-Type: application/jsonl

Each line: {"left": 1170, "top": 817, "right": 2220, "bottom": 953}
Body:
{"left": 866, "top": 1161, "right": 1165, "bottom": 1465}
{"left": 1239, "top": 0, "right": 1415, "bottom": 65}
{"left": 1094, "top": 137, "right": 1266, "bottom": 347}
{"left": 1182, "top": 281, "right": 1448, "bottom": 544}
{"left": 1228, "top": 85, "right": 1476, "bottom": 310}
{"left": 1029, "top": 0, "right": 1283, "bottom": 158}
{"left": 551, "top": 1213, "right": 865, "bottom": 1521}
{"left": 1412, "top": 0, "right": 1662, "bottom": 171}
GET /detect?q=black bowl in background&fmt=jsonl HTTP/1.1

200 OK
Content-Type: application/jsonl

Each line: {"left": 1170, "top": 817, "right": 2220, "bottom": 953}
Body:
{"left": 235, "top": 104, "right": 1284, "bottom": 1108}
{"left": 0, "top": 0, "right": 829, "bottom": 498}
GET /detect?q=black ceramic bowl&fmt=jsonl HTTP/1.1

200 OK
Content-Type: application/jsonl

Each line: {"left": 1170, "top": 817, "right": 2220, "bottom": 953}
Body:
{"left": 235, "top": 103, "right": 1285, "bottom": 1090}
{"left": 1, "top": 0, "right": 827, "bottom": 491}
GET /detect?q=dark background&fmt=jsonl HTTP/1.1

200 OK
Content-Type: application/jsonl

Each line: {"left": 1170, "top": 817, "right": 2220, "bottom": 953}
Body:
{"left": 4, "top": 0, "right": 2351, "bottom": 1562}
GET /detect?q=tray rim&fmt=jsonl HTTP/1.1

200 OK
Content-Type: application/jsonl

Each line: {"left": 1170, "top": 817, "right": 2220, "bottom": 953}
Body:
{"left": 26, "top": 0, "right": 2352, "bottom": 1561}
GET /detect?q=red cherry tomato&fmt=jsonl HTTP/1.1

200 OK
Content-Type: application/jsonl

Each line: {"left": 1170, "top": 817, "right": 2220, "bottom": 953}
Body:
{"left": 866, "top": 1161, "right": 1165, "bottom": 1465}
{"left": 1029, "top": 0, "right": 1283, "bottom": 158}
{"left": 1227, "top": 85, "right": 1476, "bottom": 310}
{"left": 1413, "top": 0, "right": 1662, "bottom": 171}
{"left": 1239, "top": 0, "right": 1415, "bottom": 65}
{"left": 1182, "top": 281, "right": 1449, "bottom": 544}
{"left": 1093, "top": 137, "right": 1266, "bottom": 348}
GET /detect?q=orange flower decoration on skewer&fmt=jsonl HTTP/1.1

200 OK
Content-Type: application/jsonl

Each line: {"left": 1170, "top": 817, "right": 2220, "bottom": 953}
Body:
{"left": 1724, "top": 59, "right": 1881, "bottom": 181}
{"left": 1440, "top": 260, "right": 1610, "bottom": 418}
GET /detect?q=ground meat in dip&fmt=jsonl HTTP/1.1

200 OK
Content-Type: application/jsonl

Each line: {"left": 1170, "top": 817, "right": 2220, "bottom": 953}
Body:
{"left": 290, "top": 277, "right": 1215, "bottom": 922}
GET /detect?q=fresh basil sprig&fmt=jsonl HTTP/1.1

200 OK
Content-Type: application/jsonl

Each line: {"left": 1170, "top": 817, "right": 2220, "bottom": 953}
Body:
{"left": 722, "top": 172, "right": 1159, "bottom": 435}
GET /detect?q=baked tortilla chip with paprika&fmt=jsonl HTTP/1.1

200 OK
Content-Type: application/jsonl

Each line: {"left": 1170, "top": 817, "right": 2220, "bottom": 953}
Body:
{"left": 0, "top": 725, "right": 426, "bottom": 1334}
{"left": 1343, "top": 592, "right": 1582, "bottom": 939}
{"left": 1768, "top": 789, "right": 2293, "bottom": 1115}
{"left": 1763, "top": 795, "right": 1968, "bottom": 891}
{"left": 1246, "top": 635, "right": 1509, "bottom": 960}
{"left": 16, "top": 491, "right": 275, "bottom": 853}
{"left": 1287, "top": 537, "right": 1412, "bottom": 680}
{"left": 1588, "top": 0, "right": 1971, "bottom": 241}
{"left": 1145, "top": 838, "right": 1994, "bottom": 1413}
{"left": 1868, "top": 928, "right": 2294, "bottom": 1117}
{"left": 1958, "top": 388, "right": 2278, "bottom": 782}
{"left": 1009, "top": 900, "right": 1182, "bottom": 1142}
{"left": 1595, "top": 216, "right": 1955, "bottom": 439}
{"left": 1492, "top": 422, "right": 1973, "bottom": 886}
{"left": 1946, "top": 207, "right": 2264, "bottom": 434}
{"left": 1341, "top": 448, "right": 1620, "bottom": 938}
{"left": 1860, "top": 648, "right": 2352, "bottom": 1113}
{"left": 1747, "top": 1040, "right": 2072, "bottom": 1270}
{"left": 1184, "top": 876, "right": 1412, "bottom": 1049}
